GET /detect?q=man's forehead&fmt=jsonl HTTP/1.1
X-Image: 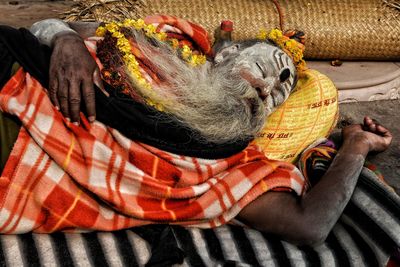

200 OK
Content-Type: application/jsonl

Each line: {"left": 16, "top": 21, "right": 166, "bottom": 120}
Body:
{"left": 239, "top": 42, "right": 280, "bottom": 56}
{"left": 213, "top": 40, "right": 289, "bottom": 67}
{"left": 234, "top": 42, "right": 287, "bottom": 67}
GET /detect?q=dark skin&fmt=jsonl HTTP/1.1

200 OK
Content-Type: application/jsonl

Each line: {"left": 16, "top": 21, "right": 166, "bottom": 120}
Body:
{"left": 49, "top": 22, "right": 100, "bottom": 123}
{"left": 48, "top": 23, "right": 392, "bottom": 246}
{"left": 237, "top": 117, "right": 392, "bottom": 245}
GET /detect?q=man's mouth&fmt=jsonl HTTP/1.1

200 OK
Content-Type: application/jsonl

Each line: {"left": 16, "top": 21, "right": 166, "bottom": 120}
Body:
{"left": 246, "top": 98, "right": 261, "bottom": 117}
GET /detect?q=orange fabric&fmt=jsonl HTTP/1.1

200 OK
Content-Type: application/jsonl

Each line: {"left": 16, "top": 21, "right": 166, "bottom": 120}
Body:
{"left": 145, "top": 15, "right": 212, "bottom": 56}
{"left": 0, "top": 69, "right": 305, "bottom": 233}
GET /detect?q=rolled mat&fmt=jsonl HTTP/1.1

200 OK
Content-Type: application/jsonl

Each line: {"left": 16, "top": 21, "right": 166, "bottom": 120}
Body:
{"left": 63, "top": 0, "right": 400, "bottom": 60}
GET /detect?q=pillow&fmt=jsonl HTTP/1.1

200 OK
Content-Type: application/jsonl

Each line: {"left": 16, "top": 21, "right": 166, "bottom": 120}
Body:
{"left": 252, "top": 69, "right": 338, "bottom": 163}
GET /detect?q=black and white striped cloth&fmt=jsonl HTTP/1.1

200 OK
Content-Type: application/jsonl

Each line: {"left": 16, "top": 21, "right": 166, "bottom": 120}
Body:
{"left": 0, "top": 168, "right": 399, "bottom": 267}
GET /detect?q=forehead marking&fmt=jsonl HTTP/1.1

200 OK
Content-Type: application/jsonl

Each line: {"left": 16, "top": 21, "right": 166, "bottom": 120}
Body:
{"left": 278, "top": 53, "right": 286, "bottom": 70}
{"left": 271, "top": 49, "right": 281, "bottom": 69}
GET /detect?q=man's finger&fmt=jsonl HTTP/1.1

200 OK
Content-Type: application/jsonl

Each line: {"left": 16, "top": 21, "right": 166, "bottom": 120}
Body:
{"left": 82, "top": 79, "right": 96, "bottom": 122}
{"left": 364, "top": 116, "right": 375, "bottom": 128}
{"left": 376, "top": 124, "right": 392, "bottom": 138}
{"left": 49, "top": 75, "right": 60, "bottom": 110}
{"left": 68, "top": 79, "right": 82, "bottom": 123}
{"left": 363, "top": 116, "right": 378, "bottom": 132}
{"left": 57, "top": 74, "right": 70, "bottom": 120}
{"left": 368, "top": 123, "right": 377, "bottom": 132}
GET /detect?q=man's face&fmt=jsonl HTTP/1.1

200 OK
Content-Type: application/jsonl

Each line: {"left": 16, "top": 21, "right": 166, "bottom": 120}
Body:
{"left": 215, "top": 41, "right": 297, "bottom": 115}
{"left": 130, "top": 36, "right": 298, "bottom": 144}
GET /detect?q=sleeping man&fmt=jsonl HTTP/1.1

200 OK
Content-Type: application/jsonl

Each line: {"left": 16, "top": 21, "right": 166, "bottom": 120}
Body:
{"left": 0, "top": 17, "right": 393, "bottom": 247}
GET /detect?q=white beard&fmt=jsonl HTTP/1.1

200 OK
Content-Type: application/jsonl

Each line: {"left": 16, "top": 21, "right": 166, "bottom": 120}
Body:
{"left": 124, "top": 31, "right": 296, "bottom": 144}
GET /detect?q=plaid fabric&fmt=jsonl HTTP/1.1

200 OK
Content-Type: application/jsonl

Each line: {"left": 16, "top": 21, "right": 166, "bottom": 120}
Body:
{"left": 144, "top": 15, "right": 212, "bottom": 56}
{"left": 298, "top": 139, "right": 337, "bottom": 187}
{"left": 0, "top": 69, "right": 305, "bottom": 233}
{"left": 0, "top": 167, "right": 399, "bottom": 266}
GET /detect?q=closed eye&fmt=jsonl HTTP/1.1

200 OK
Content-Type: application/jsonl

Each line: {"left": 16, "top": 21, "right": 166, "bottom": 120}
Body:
{"left": 279, "top": 68, "right": 291, "bottom": 83}
{"left": 256, "top": 62, "right": 266, "bottom": 79}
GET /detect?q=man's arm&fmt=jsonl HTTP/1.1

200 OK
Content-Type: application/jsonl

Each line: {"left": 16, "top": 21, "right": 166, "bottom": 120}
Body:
{"left": 237, "top": 117, "right": 392, "bottom": 246}
{"left": 30, "top": 19, "right": 99, "bottom": 46}
{"left": 68, "top": 22, "right": 100, "bottom": 39}
{"left": 30, "top": 19, "right": 101, "bottom": 123}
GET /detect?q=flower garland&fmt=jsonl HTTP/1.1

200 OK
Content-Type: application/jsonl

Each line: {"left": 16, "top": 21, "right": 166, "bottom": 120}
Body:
{"left": 95, "top": 19, "right": 206, "bottom": 111}
{"left": 96, "top": 19, "right": 166, "bottom": 92}
{"left": 180, "top": 44, "right": 207, "bottom": 66}
{"left": 257, "top": 29, "right": 307, "bottom": 72}
{"left": 96, "top": 19, "right": 206, "bottom": 72}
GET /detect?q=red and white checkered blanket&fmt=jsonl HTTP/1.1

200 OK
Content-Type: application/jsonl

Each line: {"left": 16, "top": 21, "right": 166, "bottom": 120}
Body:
{"left": 144, "top": 15, "right": 213, "bottom": 56}
{"left": 0, "top": 69, "right": 305, "bottom": 233}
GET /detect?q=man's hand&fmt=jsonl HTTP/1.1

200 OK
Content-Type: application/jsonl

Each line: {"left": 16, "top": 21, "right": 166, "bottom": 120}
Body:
{"left": 238, "top": 116, "right": 392, "bottom": 246}
{"left": 49, "top": 32, "right": 99, "bottom": 123}
{"left": 342, "top": 116, "right": 392, "bottom": 153}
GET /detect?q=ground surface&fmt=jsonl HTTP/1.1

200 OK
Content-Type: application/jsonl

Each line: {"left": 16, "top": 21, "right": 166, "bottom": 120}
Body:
{"left": 0, "top": 0, "right": 399, "bottom": 193}
{"left": 0, "top": 0, "right": 72, "bottom": 28}
{"left": 339, "top": 100, "right": 400, "bottom": 194}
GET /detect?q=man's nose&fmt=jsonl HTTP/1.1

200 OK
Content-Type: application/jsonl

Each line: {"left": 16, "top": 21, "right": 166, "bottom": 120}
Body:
{"left": 255, "top": 86, "right": 268, "bottom": 101}
{"left": 255, "top": 78, "right": 277, "bottom": 101}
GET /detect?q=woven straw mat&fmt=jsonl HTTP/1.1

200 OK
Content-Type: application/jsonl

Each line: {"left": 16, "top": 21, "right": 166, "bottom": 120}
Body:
{"left": 64, "top": 0, "right": 400, "bottom": 60}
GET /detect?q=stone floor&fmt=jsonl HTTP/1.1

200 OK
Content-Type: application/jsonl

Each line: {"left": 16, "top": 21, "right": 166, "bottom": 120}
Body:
{"left": 0, "top": 0, "right": 399, "bottom": 194}
{"left": 0, "top": 0, "right": 72, "bottom": 28}
{"left": 339, "top": 99, "right": 400, "bottom": 194}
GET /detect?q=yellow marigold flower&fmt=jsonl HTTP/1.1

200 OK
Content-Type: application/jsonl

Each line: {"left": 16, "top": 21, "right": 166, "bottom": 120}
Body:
{"left": 200, "top": 56, "right": 206, "bottom": 64}
{"left": 123, "top": 19, "right": 135, "bottom": 26}
{"left": 156, "top": 104, "right": 164, "bottom": 111}
{"left": 134, "top": 19, "right": 145, "bottom": 29}
{"left": 147, "top": 99, "right": 155, "bottom": 106}
{"left": 113, "top": 31, "right": 125, "bottom": 39}
{"left": 95, "top": 19, "right": 205, "bottom": 112}
{"left": 157, "top": 32, "right": 167, "bottom": 41}
{"left": 117, "top": 40, "right": 131, "bottom": 53}
{"left": 284, "top": 39, "right": 297, "bottom": 50}
{"left": 193, "top": 55, "right": 206, "bottom": 66}
{"left": 188, "top": 57, "right": 196, "bottom": 67}
{"left": 131, "top": 69, "right": 141, "bottom": 78}
{"left": 171, "top": 39, "right": 179, "bottom": 49}
{"left": 137, "top": 78, "right": 146, "bottom": 86}
{"left": 268, "top": 29, "right": 283, "bottom": 41}
{"left": 125, "top": 55, "right": 139, "bottom": 66}
{"left": 105, "top": 23, "right": 119, "bottom": 33}
{"left": 257, "top": 29, "right": 268, "bottom": 40}
{"left": 145, "top": 98, "right": 164, "bottom": 111}
{"left": 144, "top": 24, "right": 157, "bottom": 36}
{"left": 264, "top": 28, "right": 305, "bottom": 72}
{"left": 113, "top": 38, "right": 126, "bottom": 48}
{"left": 181, "top": 45, "right": 191, "bottom": 59}
{"left": 96, "top": 26, "right": 106, "bottom": 37}
{"left": 144, "top": 83, "right": 152, "bottom": 90}
{"left": 123, "top": 19, "right": 137, "bottom": 29}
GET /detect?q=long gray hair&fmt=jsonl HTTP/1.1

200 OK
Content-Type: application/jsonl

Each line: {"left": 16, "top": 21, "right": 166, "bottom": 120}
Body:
{"left": 124, "top": 29, "right": 296, "bottom": 144}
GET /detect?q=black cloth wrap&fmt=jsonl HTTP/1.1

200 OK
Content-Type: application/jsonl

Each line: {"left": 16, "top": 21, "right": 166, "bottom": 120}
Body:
{"left": 0, "top": 25, "right": 250, "bottom": 159}
{"left": 0, "top": 25, "right": 201, "bottom": 265}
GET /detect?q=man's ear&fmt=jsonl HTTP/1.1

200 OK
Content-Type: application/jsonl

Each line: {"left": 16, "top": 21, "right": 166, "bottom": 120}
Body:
{"left": 214, "top": 43, "right": 240, "bottom": 63}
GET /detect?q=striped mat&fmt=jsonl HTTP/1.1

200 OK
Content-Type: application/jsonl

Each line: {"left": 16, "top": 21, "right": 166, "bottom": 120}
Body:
{"left": 0, "top": 167, "right": 399, "bottom": 266}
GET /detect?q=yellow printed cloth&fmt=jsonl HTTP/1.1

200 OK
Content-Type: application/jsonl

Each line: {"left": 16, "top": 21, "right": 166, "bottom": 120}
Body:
{"left": 253, "top": 69, "right": 338, "bottom": 163}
